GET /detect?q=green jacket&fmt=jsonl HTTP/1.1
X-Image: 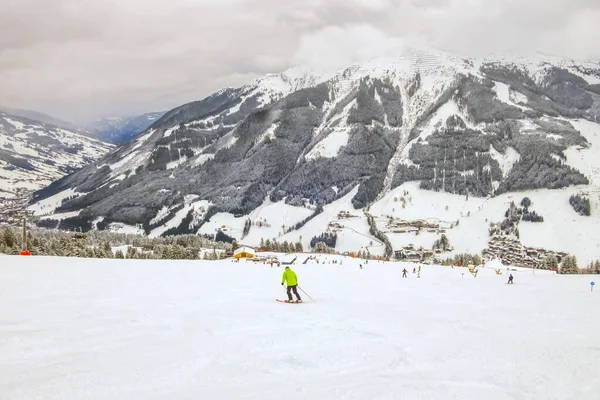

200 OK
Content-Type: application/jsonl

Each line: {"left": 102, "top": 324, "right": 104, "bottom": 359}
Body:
{"left": 282, "top": 268, "right": 298, "bottom": 286}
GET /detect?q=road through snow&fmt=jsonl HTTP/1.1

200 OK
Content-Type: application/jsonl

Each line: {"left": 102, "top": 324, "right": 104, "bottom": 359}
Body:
{"left": 1, "top": 255, "right": 599, "bottom": 399}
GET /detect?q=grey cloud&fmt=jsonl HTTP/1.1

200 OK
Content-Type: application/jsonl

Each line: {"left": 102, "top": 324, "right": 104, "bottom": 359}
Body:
{"left": 0, "top": 0, "right": 599, "bottom": 122}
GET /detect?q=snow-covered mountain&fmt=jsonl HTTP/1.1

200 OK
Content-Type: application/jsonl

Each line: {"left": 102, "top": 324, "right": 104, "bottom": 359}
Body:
{"left": 30, "top": 46, "right": 600, "bottom": 265}
{"left": 86, "top": 112, "right": 167, "bottom": 144}
{"left": 0, "top": 106, "right": 81, "bottom": 132}
{"left": 0, "top": 111, "right": 113, "bottom": 199}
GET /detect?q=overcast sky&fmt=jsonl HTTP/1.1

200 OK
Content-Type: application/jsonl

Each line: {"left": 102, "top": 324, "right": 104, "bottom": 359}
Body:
{"left": 1, "top": 0, "right": 599, "bottom": 123}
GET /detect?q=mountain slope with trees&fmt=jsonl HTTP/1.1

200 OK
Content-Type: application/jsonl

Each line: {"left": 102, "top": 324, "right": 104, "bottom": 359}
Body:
{"left": 28, "top": 48, "right": 600, "bottom": 263}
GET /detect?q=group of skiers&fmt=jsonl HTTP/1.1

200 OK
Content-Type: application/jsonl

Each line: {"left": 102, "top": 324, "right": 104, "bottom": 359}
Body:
{"left": 402, "top": 265, "right": 421, "bottom": 278}
{"left": 281, "top": 264, "right": 516, "bottom": 304}
{"left": 399, "top": 265, "right": 514, "bottom": 283}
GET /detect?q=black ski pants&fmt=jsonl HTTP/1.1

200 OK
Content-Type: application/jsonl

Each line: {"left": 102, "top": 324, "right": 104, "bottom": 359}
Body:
{"left": 287, "top": 285, "right": 301, "bottom": 301}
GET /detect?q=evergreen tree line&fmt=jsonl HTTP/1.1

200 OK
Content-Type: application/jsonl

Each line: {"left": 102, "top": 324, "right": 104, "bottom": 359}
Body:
{"left": 493, "top": 198, "right": 544, "bottom": 238}
{"left": 585, "top": 260, "right": 600, "bottom": 271}
{"left": 558, "top": 255, "right": 579, "bottom": 274}
{"left": 215, "top": 230, "right": 235, "bottom": 244}
{"left": 540, "top": 254, "right": 559, "bottom": 270}
{"left": 519, "top": 197, "right": 544, "bottom": 222}
{"left": 441, "top": 253, "right": 483, "bottom": 267}
{"left": 569, "top": 194, "right": 591, "bottom": 216}
{"left": 312, "top": 241, "right": 337, "bottom": 254}
{"left": 242, "top": 219, "right": 252, "bottom": 237}
{"left": 310, "top": 233, "right": 337, "bottom": 249}
{"left": 355, "top": 250, "right": 373, "bottom": 260}
{"left": 521, "top": 210, "right": 544, "bottom": 222}
{"left": 505, "top": 198, "right": 544, "bottom": 223}
{"left": 439, "top": 253, "right": 591, "bottom": 274}
{"left": 367, "top": 215, "right": 393, "bottom": 260}
{"left": 258, "top": 238, "right": 303, "bottom": 253}
{"left": 0, "top": 225, "right": 230, "bottom": 260}
{"left": 556, "top": 255, "right": 600, "bottom": 274}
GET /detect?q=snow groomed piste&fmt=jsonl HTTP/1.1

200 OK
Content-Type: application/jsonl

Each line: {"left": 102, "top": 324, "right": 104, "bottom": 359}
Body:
{"left": 1, "top": 253, "right": 599, "bottom": 399}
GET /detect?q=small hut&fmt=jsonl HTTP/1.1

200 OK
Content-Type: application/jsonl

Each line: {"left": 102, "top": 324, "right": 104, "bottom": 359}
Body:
{"left": 234, "top": 246, "right": 256, "bottom": 260}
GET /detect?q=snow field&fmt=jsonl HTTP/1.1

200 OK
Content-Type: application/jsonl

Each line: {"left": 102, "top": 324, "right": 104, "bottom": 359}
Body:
{"left": 28, "top": 188, "right": 79, "bottom": 216}
{"left": 372, "top": 181, "right": 600, "bottom": 266}
{"left": 149, "top": 200, "right": 210, "bottom": 238}
{"left": 1, "top": 255, "right": 599, "bottom": 400}
{"left": 277, "top": 187, "right": 381, "bottom": 255}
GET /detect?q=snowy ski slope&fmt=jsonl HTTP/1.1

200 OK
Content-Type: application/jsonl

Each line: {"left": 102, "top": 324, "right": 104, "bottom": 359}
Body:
{"left": 1, "top": 254, "right": 599, "bottom": 400}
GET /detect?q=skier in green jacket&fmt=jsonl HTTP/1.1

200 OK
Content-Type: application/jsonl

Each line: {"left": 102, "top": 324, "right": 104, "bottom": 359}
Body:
{"left": 281, "top": 266, "right": 302, "bottom": 303}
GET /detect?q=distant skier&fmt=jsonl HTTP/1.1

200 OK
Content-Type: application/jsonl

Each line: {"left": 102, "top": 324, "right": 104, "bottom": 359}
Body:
{"left": 281, "top": 266, "right": 302, "bottom": 303}
{"left": 413, "top": 267, "right": 416, "bottom": 274}
{"left": 402, "top": 268, "right": 408, "bottom": 278}
{"left": 359, "top": 264, "right": 363, "bottom": 269}
{"left": 508, "top": 274, "right": 514, "bottom": 284}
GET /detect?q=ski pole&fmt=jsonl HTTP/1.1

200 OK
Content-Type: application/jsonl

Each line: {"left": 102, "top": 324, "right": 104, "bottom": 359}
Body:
{"left": 298, "top": 286, "right": 315, "bottom": 302}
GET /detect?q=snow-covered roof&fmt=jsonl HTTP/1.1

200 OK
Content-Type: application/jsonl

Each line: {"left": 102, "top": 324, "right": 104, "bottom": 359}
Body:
{"left": 234, "top": 246, "right": 255, "bottom": 256}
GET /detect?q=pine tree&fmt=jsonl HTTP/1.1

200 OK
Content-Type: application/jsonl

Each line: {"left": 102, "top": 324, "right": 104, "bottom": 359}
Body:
{"left": 126, "top": 246, "right": 138, "bottom": 259}
{"left": 259, "top": 238, "right": 265, "bottom": 250}
{"left": 542, "top": 254, "right": 559, "bottom": 270}
{"left": 440, "top": 234, "right": 450, "bottom": 251}
{"left": 3, "top": 227, "right": 16, "bottom": 249}
{"left": 115, "top": 249, "right": 125, "bottom": 259}
{"left": 26, "top": 231, "right": 33, "bottom": 252}
{"left": 560, "top": 255, "right": 579, "bottom": 274}
{"left": 295, "top": 242, "right": 303, "bottom": 253}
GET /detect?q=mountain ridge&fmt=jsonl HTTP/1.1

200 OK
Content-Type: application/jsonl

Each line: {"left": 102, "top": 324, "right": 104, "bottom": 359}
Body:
{"left": 29, "top": 48, "right": 600, "bottom": 264}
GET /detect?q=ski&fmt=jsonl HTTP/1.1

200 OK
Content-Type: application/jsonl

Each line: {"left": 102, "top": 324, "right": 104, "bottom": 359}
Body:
{"left": 276, "top": 299, "right": 303, "bottom": 303}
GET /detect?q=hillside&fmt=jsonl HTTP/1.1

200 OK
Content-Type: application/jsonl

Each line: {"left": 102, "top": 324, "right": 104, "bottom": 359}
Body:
{"left": 0, "top": 111, "right": 112, "bottom": 199}
{"left": 30, "top": 47, "right": 600, "bottom": 265}
{"left": 1, "top": 254, "right": 598, "bottom": 399}
{"left": 0, "top": 106, "right": 80, "bottom": 132}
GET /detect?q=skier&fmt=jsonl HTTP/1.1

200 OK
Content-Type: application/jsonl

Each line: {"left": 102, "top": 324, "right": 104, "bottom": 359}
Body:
{"left": 281, "top": 266, "right": 302, "bottom": 303}
{"left": 402, "top": 268, "right": 408, "bottom": 278}
{"left": 508, "top": 274, "right": 514, "bottom": 284}
{"left": 359, "top": 264, "right": 363, "bottom": 269}
{"left": 413, "top": 267, "right": 416, "bottom": 274}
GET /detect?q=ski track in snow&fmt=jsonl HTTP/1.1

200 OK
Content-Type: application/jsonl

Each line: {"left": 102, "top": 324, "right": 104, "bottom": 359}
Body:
{"left": 0, "top": 255, "right": 599, "bottom": 400}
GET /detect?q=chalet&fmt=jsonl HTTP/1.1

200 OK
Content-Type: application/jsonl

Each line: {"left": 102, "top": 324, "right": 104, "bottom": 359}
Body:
{"left": 234, "top": 246, "right": 255, "bottom": 260}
